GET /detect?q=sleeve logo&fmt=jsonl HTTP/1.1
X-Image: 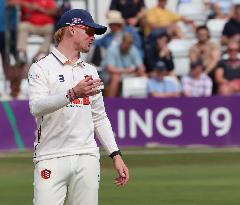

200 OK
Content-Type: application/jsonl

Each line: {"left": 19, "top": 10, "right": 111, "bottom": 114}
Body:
{"left": 28, "top": 73, "right": 40, "bottom": 80}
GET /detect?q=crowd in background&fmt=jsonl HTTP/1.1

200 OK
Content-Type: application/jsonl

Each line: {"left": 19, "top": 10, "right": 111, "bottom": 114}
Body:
{"left": 0, "top": 0, "right": 240, "bottom": 99}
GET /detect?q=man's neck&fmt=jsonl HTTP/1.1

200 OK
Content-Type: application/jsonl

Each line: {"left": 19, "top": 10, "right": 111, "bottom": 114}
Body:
{"left": 198, "top": 40, "right": 208, "bottom": 45}
{"left": 191, "top": 73, "right": 201, "bottom": 79}
{"left": 57, "top": 42, "right": 80, "bottom": 63}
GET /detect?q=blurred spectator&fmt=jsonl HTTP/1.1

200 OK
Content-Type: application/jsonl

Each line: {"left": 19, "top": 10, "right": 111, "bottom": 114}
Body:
{"left": 215, "top": 41, "right": 240, "bottom": 96}
{"left": 13, "top": 0, "right": 57, "bottom": 64}
{"left": 93, "top": 10, "right": 142, "bottom": 55}
{"left": 89, "top": 10, "right": 143, "bottom": 68}
{"left": 147, "top": 60, "right": 180, "bottom": 98}
{"left": 102, "top": 32, "right": 145, "bottom": 97}
{"left": 189, "top": 25, "right": 220, "bottom": 75}
{"left": 0, "top": 0, "right": 17, "bottom": 66}
{"left": 109, "top": 0, "right": 145, "bottom": 28}
{"left": 145, "top": 0, "right": 195, "bottom": 38}
{"left": 0, "top": 1, "right": 24, "bottom": 99}
{"left": 205, "top": 0, "right": 240, "bottom": 19}
{"left": 145, "top": 32, "right": 174, "bottom": 74}
{"left": 54, "top": 0, "right": 71, "bottom": 30}
{"left": 181, "top": 59, "right": 213, "bottom": 97}
{"left": 222, "top": 4, "right": 240, "bottom": 45}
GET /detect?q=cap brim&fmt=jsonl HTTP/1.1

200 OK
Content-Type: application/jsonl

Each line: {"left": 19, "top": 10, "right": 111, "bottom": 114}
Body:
{"left": 84, "top": 22, "right": 107, "bottom": 35}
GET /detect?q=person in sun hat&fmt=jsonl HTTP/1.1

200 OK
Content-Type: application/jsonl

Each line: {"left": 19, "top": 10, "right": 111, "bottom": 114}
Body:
{"left": 28, "top": 9, "right": 129, "bottom": 205}
{"left": 102, "top": 32, "right": 146, "bottom": 97}
{"left": 93, "top": 10, "right": 142, "bottom": 54}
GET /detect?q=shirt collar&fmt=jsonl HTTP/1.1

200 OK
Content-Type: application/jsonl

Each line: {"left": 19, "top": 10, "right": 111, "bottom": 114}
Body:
{"left": 51, "top": 47, "right": 84, "bottom": 67}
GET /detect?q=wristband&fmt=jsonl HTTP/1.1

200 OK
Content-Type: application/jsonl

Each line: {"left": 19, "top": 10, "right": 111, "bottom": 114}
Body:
{"left": 109, "top": 150, "right": 122, "bottom": 159}
{"left": 66, "top": 90, "right": 72, "bottom": 102}
{"left": 67, "top": 89, "right": 74, "bottom": 102}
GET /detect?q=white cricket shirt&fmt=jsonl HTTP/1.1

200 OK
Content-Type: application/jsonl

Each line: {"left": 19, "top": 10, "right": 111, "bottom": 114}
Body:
{"left": 28, "top": 47, "right": 119, "bottom": 162}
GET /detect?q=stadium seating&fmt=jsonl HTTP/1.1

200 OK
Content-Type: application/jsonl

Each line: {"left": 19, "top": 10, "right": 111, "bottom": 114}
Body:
{"left": 207, "top": 19, "right": 227, "bottom": 43}
{"left": 26, "top": 35, "right": 45, "bottom": 63}
{"left": 177, "top": 1, "right": 207, "bottom": 26}
{"left": 0, "top": 56, "right": 5, "bottom": 95}
{"left": 168, "top": 39, "right": 196, "bottom": 76}
{"left": 168, "top": 38, "right": 195, "bottom": 56}
{"left": 172, "top": 57, "right": 190, "bottom": 77}
{"left": 20, "top": 78, "right": 29, "bottom": 97}
{"left": 0, "top": 53, "right": 3, "bottom": 77}
{"left": 165, "top": 0, "right": 179, "bottom": 12}
{"left": 71, "top": 0, "right": 87, "bottom": 10}
{"left": 122, "top": 76, "right": 148, "bottom": 98}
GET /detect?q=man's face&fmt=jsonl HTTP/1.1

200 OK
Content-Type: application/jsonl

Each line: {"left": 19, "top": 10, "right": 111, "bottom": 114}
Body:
{"left": 120, "top": 40, "right": 132, "bottom": 54}
{"left": 158, "top": 0, "right": 167, "bottom": 8}
{"left": 109, "top": 23, "right": 123, "bottom": 32}
{"left": 190, "top": 66, "right": 202, "bottom": 78}
{"left": 156, "top": 36, "right": 168, "bottom": 49}
{"left": 72, "top": 25, "right": 95, "bottom": 53}
{"left": 227, "top": 44, "right": 239, "bottom": 59}
{"left": 197, "top": 29, "right": 209, "bottom": 43}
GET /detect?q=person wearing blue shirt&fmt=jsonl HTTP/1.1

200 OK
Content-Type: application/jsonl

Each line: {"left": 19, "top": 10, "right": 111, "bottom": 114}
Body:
{"left": 208, "top": 0, "right": 240, "bottom": 18}
{"left": 102, "top": 32, "right": 145, "bottom": 97}
{"left": 0, "top": 0, "right": 17, "bottom": 65}
{"left": 147, "top": 61, "right": 181, "bottom": 98}
{"left": 103, "top": 43, "right": 142, "bottom": 70}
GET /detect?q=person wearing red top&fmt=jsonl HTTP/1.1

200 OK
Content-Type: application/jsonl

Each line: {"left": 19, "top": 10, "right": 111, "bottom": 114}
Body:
{"left": 12, "top": 0, "right": 57, "bottom": 64}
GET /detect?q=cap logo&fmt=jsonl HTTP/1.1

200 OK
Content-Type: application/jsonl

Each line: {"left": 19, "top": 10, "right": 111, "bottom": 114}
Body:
{"left": 56, "top": 9, "right": 107, "bottom": 35}
{"left": 66, "top": 18, "right": 84, "bottom": 26}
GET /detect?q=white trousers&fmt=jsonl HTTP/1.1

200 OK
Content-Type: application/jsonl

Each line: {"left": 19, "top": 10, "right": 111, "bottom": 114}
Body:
{"left": 33, "top": 154, "right": 100, "bottom": 205}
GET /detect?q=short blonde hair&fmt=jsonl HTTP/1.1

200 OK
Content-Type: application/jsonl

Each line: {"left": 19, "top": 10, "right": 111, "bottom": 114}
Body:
{"left": 54, "top": 27, "right": 66, "bottom": 45}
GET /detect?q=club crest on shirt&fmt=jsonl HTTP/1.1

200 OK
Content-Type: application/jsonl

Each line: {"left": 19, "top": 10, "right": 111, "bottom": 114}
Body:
{"left": 41, "top": 169, "right": 51, "bottom": 179}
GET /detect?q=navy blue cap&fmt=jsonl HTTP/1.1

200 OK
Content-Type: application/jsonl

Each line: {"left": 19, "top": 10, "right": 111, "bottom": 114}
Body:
{"left": 56, "top": 9, "right": 107, "bottom": 35}
{"left": 154, "top": 61, "right": 167, "bottom": 72}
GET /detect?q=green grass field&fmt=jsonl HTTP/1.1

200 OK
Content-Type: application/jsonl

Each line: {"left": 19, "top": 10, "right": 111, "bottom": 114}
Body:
{"left": 1, "top": 147, "right": 240, "bottom": 205}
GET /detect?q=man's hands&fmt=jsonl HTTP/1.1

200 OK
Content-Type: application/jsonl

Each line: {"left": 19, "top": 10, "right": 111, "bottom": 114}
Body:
{"left": 113, "top": 155, "right": 129, "bottom": 186}
{"left": 73, "top": 76, "right": 103, "bottom": 98}
{"left": 123, "top": 67, "right": 136, "bottom": 74}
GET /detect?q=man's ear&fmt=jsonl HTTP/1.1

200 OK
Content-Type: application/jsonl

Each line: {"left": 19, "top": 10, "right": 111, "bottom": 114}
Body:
{"left": 67, "top": 26, "right": 74, "bottom": 36}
